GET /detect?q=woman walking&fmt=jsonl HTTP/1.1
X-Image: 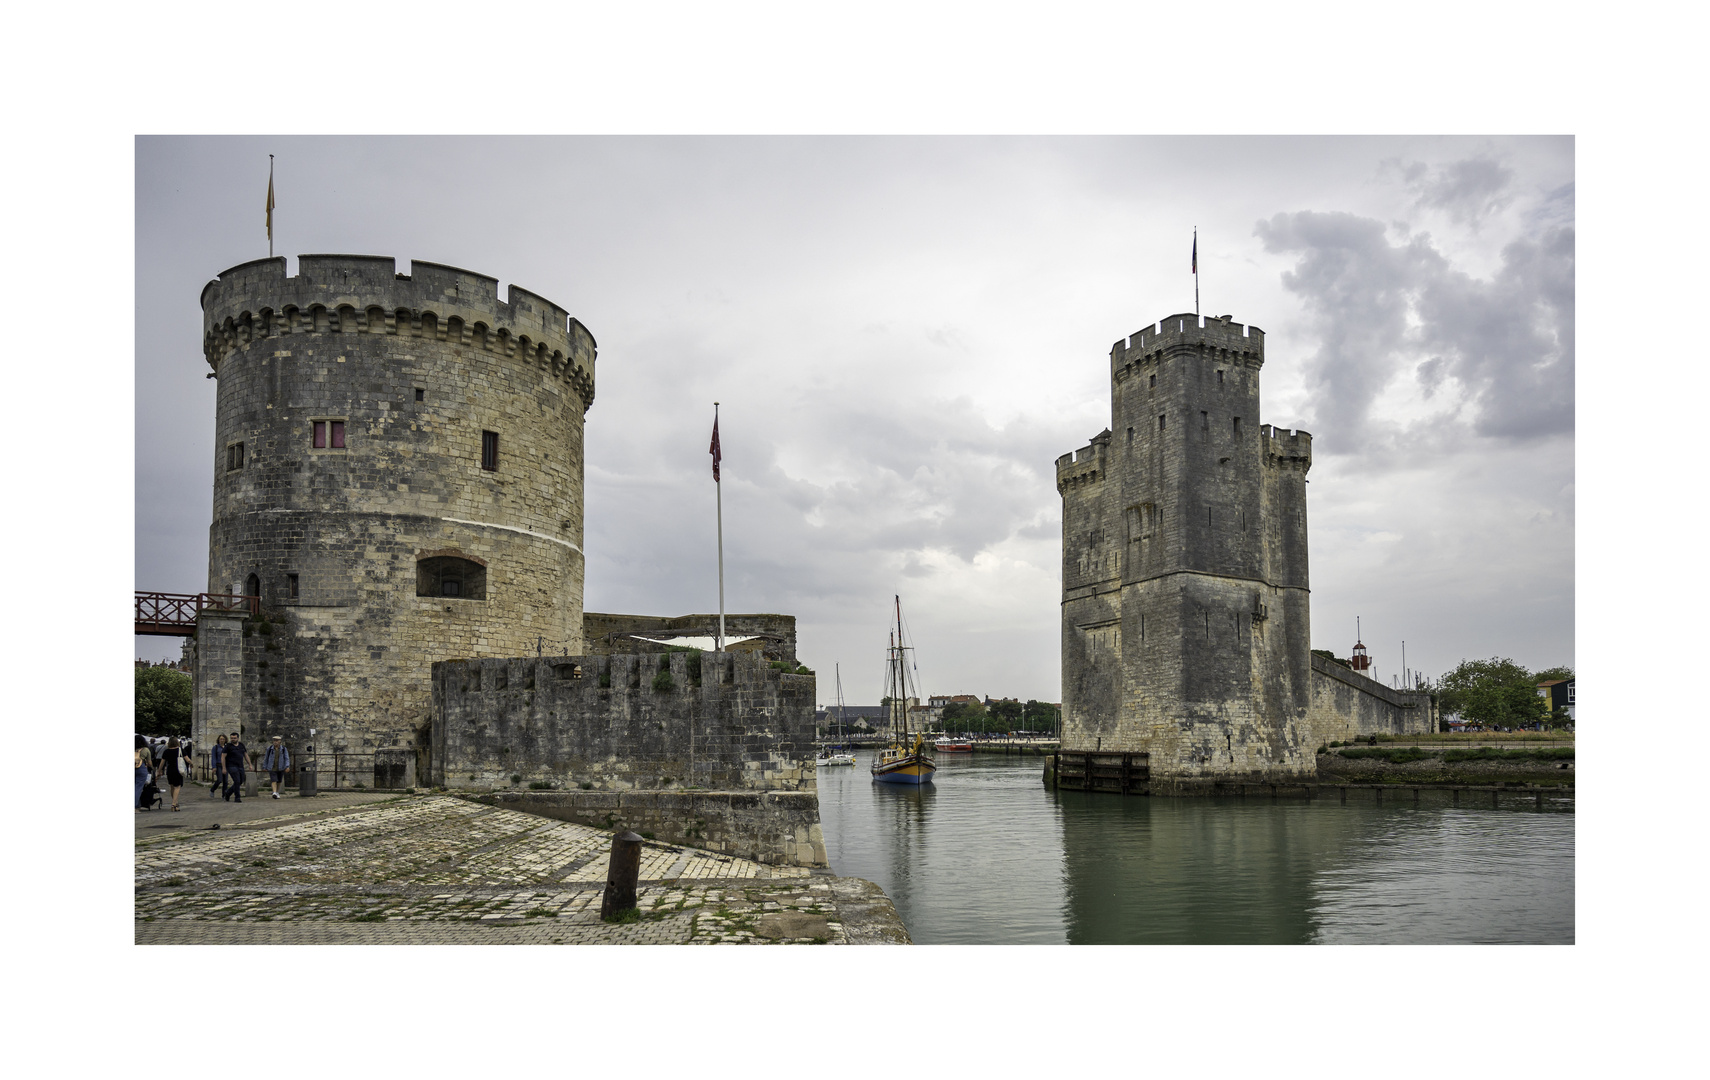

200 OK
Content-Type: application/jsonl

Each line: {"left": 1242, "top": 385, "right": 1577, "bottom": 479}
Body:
{"left": 263, "top": 735, "right": 292, "bottom": 799}
{"left": 134, "top": 736, "right": 152, "bottom": 811}
{"left": 210, "top": 733, "right": 229, "bottom": 800}
{"left": 162, "top": 737, "right": 186, "bottom": 811}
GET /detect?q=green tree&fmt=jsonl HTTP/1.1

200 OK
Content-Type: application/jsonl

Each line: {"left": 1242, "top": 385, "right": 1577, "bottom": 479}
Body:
{"left": 1534, "top": 665, "right": 1575, "bottom": 684}
{"left": 1436, "top": 657, "right": 1549, "bottom": 729}
{"left": 136, "top": 666, "right": 192, "bottom": 737}
{"left": 989, "top": 699, "right": 1023, "bottom": 730}
{"left": 1021, "top": 699, "right": 1059, "bottom": 734}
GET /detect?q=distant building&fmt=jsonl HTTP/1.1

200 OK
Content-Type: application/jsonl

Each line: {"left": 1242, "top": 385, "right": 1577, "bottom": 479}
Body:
{"left": 1537, "top": 679, "right": 1575, "bottom": 722}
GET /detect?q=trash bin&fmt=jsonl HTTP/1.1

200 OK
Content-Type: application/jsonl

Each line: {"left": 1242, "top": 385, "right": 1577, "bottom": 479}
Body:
{"left": 298, "top": 764, "right": 318, "bottom": 798}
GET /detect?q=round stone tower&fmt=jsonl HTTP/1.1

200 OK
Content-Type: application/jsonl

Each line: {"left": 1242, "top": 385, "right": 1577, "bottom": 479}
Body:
{"left": 197, "top": 255, "right": 596, "bottom": 756}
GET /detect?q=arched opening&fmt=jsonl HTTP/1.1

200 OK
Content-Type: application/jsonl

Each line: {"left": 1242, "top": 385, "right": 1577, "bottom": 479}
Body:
{"left": 416, "top": 555, "right": 486, "bottom": 601}
{"left": 245, "top": 573, "right": 260, "bottom": 598}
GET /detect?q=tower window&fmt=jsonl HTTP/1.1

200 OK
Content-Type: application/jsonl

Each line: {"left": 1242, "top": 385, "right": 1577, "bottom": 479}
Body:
{"left": 1158, "top": 414, "right": 1166, "bottom": 432}
{"left": 415, "top": 388, "right": 425, "bottom": 402}
{"left": 245, "top": 573, "right": 260, "bottom": 599}
{"left": 312, "top": 420, "right": 346, "bottom": 449}
{"left": 1217, "top": 370, "right": 1224, "bottom": 385}
{"left": 1233, "top": 417, "right": 1242, "bottom": 438}
{"left": 287, "top": 573, "right": 299, "bottom": 599}
{"left": 481, "top": 430, "right": 499, "bottom": 471}
{"left": 226, "top": 442, "right": 244, "bottom": 471}
{"left": 417, "top": 555, "right": 487, "bottom": 601}
{"left": 1149, "top": 373, "right": 1156, "bottom": 389}
{"left": 1126, "top": 426, "right": 1134, "bottom": 445}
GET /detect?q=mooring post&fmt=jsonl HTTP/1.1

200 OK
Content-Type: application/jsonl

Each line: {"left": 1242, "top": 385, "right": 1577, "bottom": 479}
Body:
{"left": 600, "top": 830, "right": 644, "bottom": 920}
{"left": 1452, "top": 788, "right": 1460, "bottom": 805}
{"left": 1491, "top": 789, "right": 1499, "bottom": 808}
{"left": 1339, "top": 786, "right": 1347, "bottom": 804}
{"left": 1374, "top": 786, "right": 1382, "bottom": 804}
{"left": 1535, "top": 791, "right": 1544, "bottom": 809}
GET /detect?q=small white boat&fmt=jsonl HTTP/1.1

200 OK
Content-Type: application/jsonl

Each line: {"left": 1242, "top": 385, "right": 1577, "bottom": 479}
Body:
{"left": 818, "top": 665, "right": 858, "bottom": 766}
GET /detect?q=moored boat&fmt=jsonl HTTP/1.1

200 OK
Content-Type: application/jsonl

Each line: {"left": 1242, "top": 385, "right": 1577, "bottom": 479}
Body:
{"left": 932, "top": 738, "right": 973, "bottom": 753}
{"left": 872, "top": 595, "right": 936, "bottom": 786}
{"left": 818, "top": 665, "right": 858, "bottom": 766}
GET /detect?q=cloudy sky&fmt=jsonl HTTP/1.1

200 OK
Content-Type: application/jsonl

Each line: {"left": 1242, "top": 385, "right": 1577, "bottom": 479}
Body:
{"left": 135, "top": 135, "right": 1573, "bottom": 702}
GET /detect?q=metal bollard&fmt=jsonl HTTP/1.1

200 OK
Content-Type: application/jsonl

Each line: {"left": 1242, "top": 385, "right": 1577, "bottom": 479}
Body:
{"left": 600, "top": 831, "right": 644, "bottom": 920}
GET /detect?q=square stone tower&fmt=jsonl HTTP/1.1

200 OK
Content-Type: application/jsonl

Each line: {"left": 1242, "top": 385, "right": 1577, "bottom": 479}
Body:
{"left": 1056, "top": 313, "right": 1314, "bottom": 790}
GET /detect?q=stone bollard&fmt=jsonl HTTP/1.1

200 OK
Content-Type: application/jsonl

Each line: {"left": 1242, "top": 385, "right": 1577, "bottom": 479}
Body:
{"left": 600, "top": 831, "right": 644, "bottom": 921}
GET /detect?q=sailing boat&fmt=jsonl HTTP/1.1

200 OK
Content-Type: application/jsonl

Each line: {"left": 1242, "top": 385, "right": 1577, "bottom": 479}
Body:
{"left": 817, "top": 664, "right": 856, "bottom": 767}
{"left": 871, "top": 595, "right": 937, "bottom": 785}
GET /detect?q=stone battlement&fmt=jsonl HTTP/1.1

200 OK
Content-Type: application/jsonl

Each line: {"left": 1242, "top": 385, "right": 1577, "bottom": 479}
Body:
{"left": 200, "top": 255, "right": 596, "bottom": 410}
{"left": 1109, "top": 312, "right": 1264, "bottom": 368}
{"left": 1260, "top": 423, "right": 1313, "bottom": 468}
{"left": 1055, "top": 429, "right": 1110, "bottom": 494}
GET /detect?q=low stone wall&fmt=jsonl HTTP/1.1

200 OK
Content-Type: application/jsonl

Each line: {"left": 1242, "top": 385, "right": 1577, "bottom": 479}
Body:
{"left": 1306, "top": 655, "right": 1432, "bottom": 746}
{"left": 430, "top": 651, "right": 817, "bottom": 793}
{"left": 472, "top": 789, "right": 828, "bottom": 867}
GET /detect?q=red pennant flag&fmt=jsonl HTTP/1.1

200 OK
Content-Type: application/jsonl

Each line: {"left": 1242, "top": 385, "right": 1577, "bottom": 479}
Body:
{"left": 709, "top": 416, "right": 721, "bottom": 482}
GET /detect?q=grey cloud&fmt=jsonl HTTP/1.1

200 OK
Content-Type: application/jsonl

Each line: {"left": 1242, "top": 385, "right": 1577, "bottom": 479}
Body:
{"left": 1387, "top": 155, "right": 1516, "bottom": 228}
{"left": 1255, "top": 209, "right": 1573, "bottom": 450}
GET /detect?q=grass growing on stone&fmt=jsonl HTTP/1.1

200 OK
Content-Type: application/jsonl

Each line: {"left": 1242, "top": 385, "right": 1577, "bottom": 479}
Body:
{"left": 1334, "top": 747, "right": 1434, "bottom": 764}
{"left": 1442, "top": 746, "right": 1574, "bottom": 762}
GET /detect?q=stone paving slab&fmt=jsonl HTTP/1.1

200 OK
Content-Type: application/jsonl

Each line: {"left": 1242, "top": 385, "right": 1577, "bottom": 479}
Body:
{"left": 135, "top": 794, "right": 908, "bottom": 945}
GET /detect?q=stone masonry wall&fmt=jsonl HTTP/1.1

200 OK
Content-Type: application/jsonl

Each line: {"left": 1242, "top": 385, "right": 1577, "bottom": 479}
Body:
{"left": 430, "top": 651, "right": 818, "bottom": 793}
{"left": 1305, "top": 654, "right": 1433, "bottom": 745}
{"left": 196, "top": 255, "right": 595, "bottom": 758}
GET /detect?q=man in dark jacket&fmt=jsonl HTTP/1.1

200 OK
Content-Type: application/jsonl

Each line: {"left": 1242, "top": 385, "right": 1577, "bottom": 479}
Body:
{"left": 209, "top": 734, "right": 228, "bottom": 799}
{"left": 225, "top": 732, "right": 248, "bottom": 803}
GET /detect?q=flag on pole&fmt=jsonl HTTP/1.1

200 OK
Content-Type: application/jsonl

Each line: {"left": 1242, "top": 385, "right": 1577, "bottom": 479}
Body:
{"left": 266, "top": 157, "right": 276, "bottom": 254}
{"left": 709, "top": 415, "right": 721, "bottom": 482}
{"left": 1191, "top": 231, "right": 1197, "bottom": 274}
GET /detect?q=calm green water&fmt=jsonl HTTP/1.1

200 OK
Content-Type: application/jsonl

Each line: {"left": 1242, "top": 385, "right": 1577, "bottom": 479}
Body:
{"left": 816, "top": 750, "right": 1574, "bottom": 944}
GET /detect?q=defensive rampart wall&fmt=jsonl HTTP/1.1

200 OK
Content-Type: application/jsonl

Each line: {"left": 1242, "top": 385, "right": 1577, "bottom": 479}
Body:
{"left": 1305, "top": 654, "right": 1433, "bottom": 743}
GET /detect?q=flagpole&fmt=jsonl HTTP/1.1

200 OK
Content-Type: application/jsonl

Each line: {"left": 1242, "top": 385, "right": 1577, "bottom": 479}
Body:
{"left": 714, "top": 402, "right": 725, "bottom": 652}
{"left": 1193, "top": 226, "right": 1199, "bottom": 318}
{"left": 267, "top": 155, "right": 275, "bottom": 259}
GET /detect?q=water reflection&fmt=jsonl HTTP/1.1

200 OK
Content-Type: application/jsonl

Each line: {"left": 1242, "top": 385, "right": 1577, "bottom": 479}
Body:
{"left": 816, "top": 752, "right": 1573, "bottom": 945}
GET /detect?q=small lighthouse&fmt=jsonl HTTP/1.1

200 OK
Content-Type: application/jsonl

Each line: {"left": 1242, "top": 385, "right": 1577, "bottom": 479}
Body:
{"left": 1348, "top": 617, "right": 1372, "bottom": 678}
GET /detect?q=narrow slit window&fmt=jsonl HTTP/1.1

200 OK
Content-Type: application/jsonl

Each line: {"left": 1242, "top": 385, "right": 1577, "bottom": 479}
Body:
{"left": 1149, "top": 373, "right": 1156, "bottom": 389}
{"left": 1217, "top": 370, "right": 1224, "bottom": 385}
{"left": 1158, "top": 414, "right": 1166, "bottom": 432}
{"left": 1233, "top": 417, "right": 1242, "bottom": 439}
{"left": 287, "top": 573, "right": 299, "bottom": 599}
{"left": 481, "top": 430, "right": 499, "bottom": 472}
{"left": 227, "top": 442, "right": 244, "bottom": 471}
{"left": 1126, "top": 426, "right": 1134, "bottom": 445}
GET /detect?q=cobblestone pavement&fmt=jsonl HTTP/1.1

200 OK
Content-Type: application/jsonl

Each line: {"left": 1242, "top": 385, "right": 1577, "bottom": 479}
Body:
{"left": 135, "top": 794, "right": 908, "bottom": 945}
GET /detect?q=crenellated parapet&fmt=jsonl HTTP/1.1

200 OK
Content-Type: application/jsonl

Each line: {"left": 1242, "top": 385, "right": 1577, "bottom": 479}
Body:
{"left": 200, "top": 255, "right": 598, "bottom": 410}
{"left": 1055, "top": 428, "right": 1111, "bottom": 495}
{"left": 1259, "top": 424, "right": 1312, "bottom": 471}
{"left": 1109, "top": 312, "right": 1263, "bottom": 382}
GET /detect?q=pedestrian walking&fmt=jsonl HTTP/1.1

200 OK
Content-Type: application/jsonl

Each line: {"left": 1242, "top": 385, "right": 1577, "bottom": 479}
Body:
{"left": 263, "top": 735, "right": 291, "bottom": 800}
{"left": 225, "top": 732, "right": 248, "bottom": 803}
{"left": 162, "top": 737, "right": 187, "bottom": 811}
{"left": 209, "top": 734, "right": 229, "bottom": 799}
{"left": 134, "top": 737, "right": 152, "bottom": 811}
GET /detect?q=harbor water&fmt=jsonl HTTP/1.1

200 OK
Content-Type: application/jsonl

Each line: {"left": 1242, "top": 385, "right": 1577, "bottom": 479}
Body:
{"left": 816, "top": 749, "right": 1574, "bottom": 944}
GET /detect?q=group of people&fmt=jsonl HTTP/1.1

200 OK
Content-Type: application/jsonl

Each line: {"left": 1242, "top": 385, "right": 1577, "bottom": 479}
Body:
{"left": 134, "top": 732, "right": 294, "bottom": 810}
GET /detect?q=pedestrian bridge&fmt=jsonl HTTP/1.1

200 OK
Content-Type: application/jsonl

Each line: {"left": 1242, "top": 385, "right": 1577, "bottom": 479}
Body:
{"left": 135, "top": 591, "right": 257, "bottom": 636}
